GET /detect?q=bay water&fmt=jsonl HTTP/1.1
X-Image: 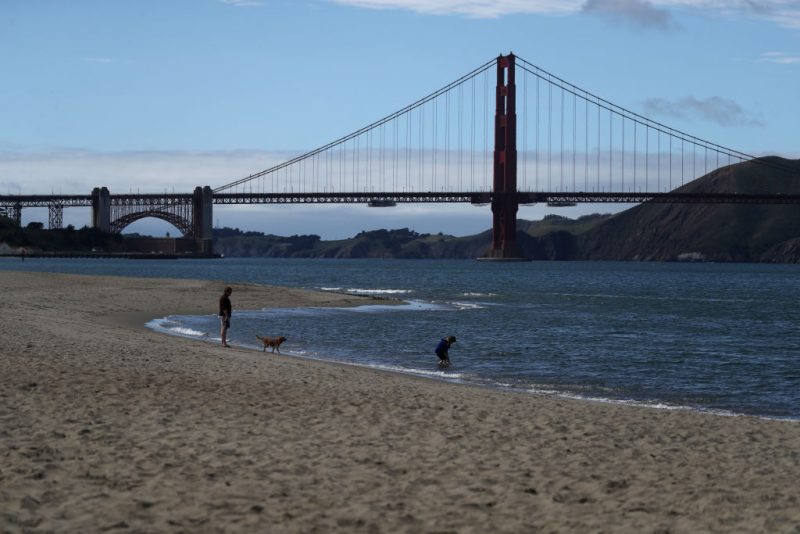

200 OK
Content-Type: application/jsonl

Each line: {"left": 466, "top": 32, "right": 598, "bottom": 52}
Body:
{"left": 3, "top": 257, "right": 799, "bottom": 419}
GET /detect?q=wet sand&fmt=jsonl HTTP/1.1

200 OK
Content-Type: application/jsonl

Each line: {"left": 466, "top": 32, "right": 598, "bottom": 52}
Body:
{"left": 1, "top": 270, "right": 799, "bottom": 532}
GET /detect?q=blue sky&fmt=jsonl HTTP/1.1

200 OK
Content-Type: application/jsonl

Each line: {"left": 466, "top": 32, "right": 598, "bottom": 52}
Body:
{"left": 2, "top": 0, "right": 798, "bottom": 238}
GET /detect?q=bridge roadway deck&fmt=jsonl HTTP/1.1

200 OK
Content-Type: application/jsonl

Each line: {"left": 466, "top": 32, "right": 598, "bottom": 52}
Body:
{"left": 212, "top": 191, "right": 800, "bottom": 205}
{"left": 5, "top": 191, "right": 800, "bottom": 208}
{"left": 0, "top": 194, "right": 93, "bottom": 208}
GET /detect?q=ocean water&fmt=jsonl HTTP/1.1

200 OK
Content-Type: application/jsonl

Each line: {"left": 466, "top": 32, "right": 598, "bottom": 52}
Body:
{"left": 3, "top": 256, "right": 800, "bottom": 419}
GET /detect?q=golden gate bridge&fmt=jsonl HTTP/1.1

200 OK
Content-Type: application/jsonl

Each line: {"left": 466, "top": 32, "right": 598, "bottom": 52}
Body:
{"left": 2, "top": 53, "right": 798, "bottom": 259}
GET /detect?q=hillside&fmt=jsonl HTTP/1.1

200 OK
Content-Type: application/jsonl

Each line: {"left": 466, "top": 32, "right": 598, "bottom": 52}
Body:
{"left": 574, "top": 156, "right": 800, "bottom": 262}
{"left": 213, "top": 156, "right": 800, "bottom": 262}
{"left": 213, "top": 227, "right": 484, "bottom": 259}
{"left": 212, "top": 214, "right": 612, "bottom": 260}
{"left": 7, "top": 156, "right": 796, "bottom": 262}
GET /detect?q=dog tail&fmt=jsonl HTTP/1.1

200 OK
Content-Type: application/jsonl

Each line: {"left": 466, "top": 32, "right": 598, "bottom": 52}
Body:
{"left": 255, "top": 335, "right": 264, "bottom": 341}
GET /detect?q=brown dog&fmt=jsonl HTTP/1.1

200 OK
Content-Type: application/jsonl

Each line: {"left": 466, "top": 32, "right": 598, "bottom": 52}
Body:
{"left": 256, "top": 335, "right": 287, "bottom": 353}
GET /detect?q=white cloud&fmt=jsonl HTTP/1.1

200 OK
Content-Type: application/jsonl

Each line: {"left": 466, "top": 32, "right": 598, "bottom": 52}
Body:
{"left": 657, "top": 1, "right": 800, "bottom": 29}
{"left": 769, "top": 8, "right": 800, "bottom": 28}
{"left": 326, "top": 0, "right": 800, "bottom": 28}
{"left": 0, "top": 180, "right": 23, "bottom": 195}
{"left": 642, "top": 96, "right": 765, "bottom": 127}
{"left": 582, "top": 0, "right": 676, "bottom": 29}
{"left": 0, "top": 149, "right": 289, "bottom": 195}
{"left": 219, "top": 0, "right": 263, "bottom": 6}
{"left": 0, "top": 148, "right": 629, "bottom": 238}
{"left": 0, "top": 149, "right": 506, "bottom": 238}
{"left": 325, "top": 0, "right": 582, "bottom": 18}
{"left": 758, "top": 51, "right": 800, "bottom": 64}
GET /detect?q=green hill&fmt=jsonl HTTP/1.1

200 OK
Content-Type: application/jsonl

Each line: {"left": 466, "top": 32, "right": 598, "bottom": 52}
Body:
{"left": 574, "top": 157, "right": 800, "bottom": 262}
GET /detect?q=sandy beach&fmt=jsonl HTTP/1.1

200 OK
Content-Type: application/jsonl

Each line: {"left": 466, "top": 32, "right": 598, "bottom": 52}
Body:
{"left": 1, "top": 270, "right": 799, "bottom": 533}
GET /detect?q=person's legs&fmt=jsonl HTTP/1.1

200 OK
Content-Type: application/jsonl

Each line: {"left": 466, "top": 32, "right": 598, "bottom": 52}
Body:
{"left": 220, "top": 317, "right": 230, "bottom": 347}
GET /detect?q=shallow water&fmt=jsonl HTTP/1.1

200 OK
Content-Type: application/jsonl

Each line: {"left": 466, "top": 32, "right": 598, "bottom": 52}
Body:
{"left": 4, "top": 256, "right": 800, "bottom": 419}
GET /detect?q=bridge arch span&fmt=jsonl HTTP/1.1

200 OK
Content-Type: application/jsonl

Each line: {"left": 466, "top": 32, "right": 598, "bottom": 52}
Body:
{"left": 110, "top": 211, "right": 194, "bottom": 237}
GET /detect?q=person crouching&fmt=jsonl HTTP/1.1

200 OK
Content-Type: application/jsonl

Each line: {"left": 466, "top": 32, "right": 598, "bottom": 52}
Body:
{"left": 435, "top": 335, "right": 456, "bottom": 367}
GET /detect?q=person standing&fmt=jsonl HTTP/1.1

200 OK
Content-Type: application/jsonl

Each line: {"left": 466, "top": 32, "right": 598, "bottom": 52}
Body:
{"left": 435, "top": 335, "right": 456, "bottom": 367}
{"left": 219, "top": 286, "right": 233, "bottom": 348}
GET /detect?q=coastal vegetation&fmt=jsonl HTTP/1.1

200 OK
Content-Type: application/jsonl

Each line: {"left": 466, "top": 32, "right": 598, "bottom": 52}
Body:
{"left": 0, "top": 217, "right": 124, "bottom": 253}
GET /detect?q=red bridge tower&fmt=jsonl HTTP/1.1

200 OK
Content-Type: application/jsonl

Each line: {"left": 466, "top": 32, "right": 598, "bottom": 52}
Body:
{"left": 481, "top": 53, "right": 528, "bottom": 261}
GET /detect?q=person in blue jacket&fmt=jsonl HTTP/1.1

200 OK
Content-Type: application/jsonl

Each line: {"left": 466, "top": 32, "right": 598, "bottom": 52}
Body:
{"left": 435, "top": 335, "right": 456, "bottom": 367}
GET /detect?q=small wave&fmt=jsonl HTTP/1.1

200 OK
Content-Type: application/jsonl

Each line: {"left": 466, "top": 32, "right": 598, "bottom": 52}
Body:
{"left": 523, "top": 385, "right": 748, "bottom": 418}
{"left": 346, "top": 300, "right": 448, "bottom": 313}
{"left": 345, "top": 288, "right": 413, "bottom": 295}
{"left": 364, "top": 363, "right": 466, "bottom": 380}
{"left": 320, "top": 287, "right": 413, "bottom": 295}
{"left": 170, "top": 327, "right": 208, "bottom": 337}
{"left": 145, "top": 318, "right": 207, "bottom": 338}
{"left": 245, "top": 345, "right": 466, "bottom": 380}
{"left": 341, "top": 300, "right": 479, "bottom": 313}
{"left": 462, "top": 292, "right": 497, "bottom": 297}
{"left": 250, "top": 300, "right": 448, "bottom": 317}
{"left": 449, "top": 301, "right": 487, "bottom": 310}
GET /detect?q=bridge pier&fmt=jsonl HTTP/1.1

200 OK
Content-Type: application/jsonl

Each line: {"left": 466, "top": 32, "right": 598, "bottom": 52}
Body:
{"left": 488, "top": 195, "right": 524, "bottom": 259}
{"left": 90, "top": 185, "right": 212, "bottom": 253}
{"left": 48, "top": 203, "right": 64, "bottom": 230}
{"left": 8, "top": 204, "right": 22, "bottom": 227}
{"left": 192, "top": 186, "right": 213, "bottom": 253}
{"left": 481, "top": 53, "right": 528, "bottom": 261}
{"left": 91, "top": 187, "right": 111, "bottom": 232}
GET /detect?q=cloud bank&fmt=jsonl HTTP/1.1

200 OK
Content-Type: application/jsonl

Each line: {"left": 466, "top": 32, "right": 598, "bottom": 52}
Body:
{"left": 219, "top": 0, "right": 263, "bottom": 7}
{"left": 582, "top": 0, "right": 676, "bottom": 29}
{"left": 325, "top": 0, "right": 800, "bottom": 28}
{"left": 0, "top": 149, "right": 519, "bottom": 239}
{"left": 758, "top": 51, "right": 800, "bottom": 64}
{"left": 642, "top": 96, "right": 765, "bottom": 127}
{"left": 0, "top": 149, "right": 290, "bottom": 196}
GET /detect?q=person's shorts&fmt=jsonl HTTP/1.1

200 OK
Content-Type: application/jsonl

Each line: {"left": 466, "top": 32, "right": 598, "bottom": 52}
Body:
{"left": 220, "top": 316, "right": 230, "bottom": 329}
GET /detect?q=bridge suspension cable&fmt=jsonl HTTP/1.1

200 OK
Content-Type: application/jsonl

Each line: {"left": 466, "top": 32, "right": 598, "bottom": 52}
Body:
{"left": 514, "top": 55, "right": 797, "bottom": 193}
{"left": 216, "top": 53, "right": 797, "bottom": 199}
{"left": 213, "top": 57, "right": 498, "bottom": 196}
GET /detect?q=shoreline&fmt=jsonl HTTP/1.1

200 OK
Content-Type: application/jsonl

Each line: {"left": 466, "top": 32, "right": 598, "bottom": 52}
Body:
{"left": 147, "top": 303, "right": 800, "bottom": 424}
{"left": 156, "top": 323, "right": 800, "bottom": 423}
{"left": 3, "top": 270, "right": 800, "bottom": 531}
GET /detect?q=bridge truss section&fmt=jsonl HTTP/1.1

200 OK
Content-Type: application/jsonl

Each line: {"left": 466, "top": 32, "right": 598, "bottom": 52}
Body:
{"left": 0, "top": 204, "right": 22, "bottom": 226}
{"left": 48, "top": 203, "right": 64, "bottom": 229}
{"left": 109, "top": 194, "right": 195, "bottom": 236}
